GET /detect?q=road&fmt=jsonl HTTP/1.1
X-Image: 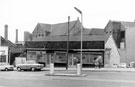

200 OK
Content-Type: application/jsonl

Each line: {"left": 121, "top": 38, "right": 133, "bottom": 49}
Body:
{"left": 0, "top": 70, "right": 135, "bottom": 87}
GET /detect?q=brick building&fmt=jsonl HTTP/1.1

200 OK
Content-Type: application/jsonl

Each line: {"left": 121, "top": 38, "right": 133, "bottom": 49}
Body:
{"left": 24, "top": 19, "right": 121, "bottom": 67}
{"left": 105, "top": 20, "right": 135, "bottom": 64}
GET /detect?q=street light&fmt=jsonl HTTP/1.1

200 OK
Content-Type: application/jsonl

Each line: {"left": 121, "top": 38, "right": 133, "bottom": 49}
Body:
{"left": 74, "top": 7, "right": 83, "bottom": 74}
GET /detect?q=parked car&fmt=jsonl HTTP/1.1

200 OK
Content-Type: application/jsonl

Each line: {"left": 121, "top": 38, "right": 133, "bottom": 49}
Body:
{"left": 0, "top": 62, "right": 14, "bottom": 71}
{"left": 16, "top": 60, "right": 44, "bottom": 71}
{"left": 117, "top": 63, "right": 127, "bottom": 68}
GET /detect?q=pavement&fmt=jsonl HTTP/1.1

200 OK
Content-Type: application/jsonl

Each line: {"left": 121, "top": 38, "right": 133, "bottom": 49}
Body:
{"left": 43, "top": 67, "right": 135, "bottom": 72}
{"left": 44, "top": 67, "right": 135, "bottom": 77}
{"left": 14, "top": 67, "right": 135, "bottom": 77}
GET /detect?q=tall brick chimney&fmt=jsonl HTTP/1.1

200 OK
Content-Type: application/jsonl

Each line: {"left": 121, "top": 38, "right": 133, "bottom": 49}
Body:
{"left": 16, "top": 29, "right": 18, "bottom": 43}
{"left": 4, "top": 24, "right": 8, "bottom": 40}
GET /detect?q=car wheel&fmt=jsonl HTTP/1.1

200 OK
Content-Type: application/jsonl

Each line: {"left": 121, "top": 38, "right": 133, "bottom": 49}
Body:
{"left": 17, "top": 67, "right": 21, "bottom": 71}
{"left": 5, "top": 68, "right": 8, "bottom": 71}
{"left": 31, "top": 68, "right": 35, "bottom": 71}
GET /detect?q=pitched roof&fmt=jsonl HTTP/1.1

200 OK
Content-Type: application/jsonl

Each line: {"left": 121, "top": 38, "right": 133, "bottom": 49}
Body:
{"left": 33, "top": 19, "right": 82, "bottom": 36}
{"left": 76, "top": 28, "right": 104, "bottom": 36}
{"left": 82, "top": 29, "right": 92, "bottom": 35}
{"left": 121, "top": 21, "right": 135, "bottom": 28}
{"left": 0, "top": 36, "right": 16, "bottom": 47}
{"left": 89, "top": 28, "right": 104, "bottom": 35}
{"left": 109, "top": 20, "right": 135, "bottom": 28}
{"left": 50, "top": 20, "right": 77, "bottom": 36}
{"left": 32, "top": 23, "right": 51, "bottom": 34}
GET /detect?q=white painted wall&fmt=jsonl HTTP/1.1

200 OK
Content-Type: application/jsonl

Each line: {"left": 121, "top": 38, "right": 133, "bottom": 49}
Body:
{"left": 105, "top": 35, "right": 120, "bottom": 67}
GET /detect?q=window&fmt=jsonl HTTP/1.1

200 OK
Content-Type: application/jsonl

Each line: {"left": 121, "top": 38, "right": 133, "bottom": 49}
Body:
{"left": 120, "top": 31, "right": 125, "bottom": 39}
{"left": 120, "top": 31, "right": 125, "bottom": 49}
{"left": 0, "top": 55, "right": 6, "bottom": 62}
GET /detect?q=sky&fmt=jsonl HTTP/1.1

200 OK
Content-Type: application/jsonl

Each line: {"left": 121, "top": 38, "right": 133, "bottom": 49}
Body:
{"left": 0, "top": 0, "right": 135, "bottom": 43}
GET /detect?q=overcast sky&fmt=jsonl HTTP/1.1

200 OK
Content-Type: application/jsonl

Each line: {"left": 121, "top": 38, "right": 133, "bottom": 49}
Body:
{"left": 0, "top": 0, "right": 135, "bottom": 42}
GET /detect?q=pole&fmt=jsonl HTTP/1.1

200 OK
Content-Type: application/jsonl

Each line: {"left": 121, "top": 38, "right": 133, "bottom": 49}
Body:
{"left": 80, "top": 13, "right": 83, "bottom": 72}
{"left": 66, "top": 16, "right": 70, "bottom": 70}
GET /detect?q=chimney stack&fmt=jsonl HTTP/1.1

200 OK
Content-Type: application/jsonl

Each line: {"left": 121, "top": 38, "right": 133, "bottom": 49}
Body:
{"left": 4, "top": 24, "right": 8, "bottom": 40}
{"left": 16, "top": 29, "right": 18, "bottom": 43}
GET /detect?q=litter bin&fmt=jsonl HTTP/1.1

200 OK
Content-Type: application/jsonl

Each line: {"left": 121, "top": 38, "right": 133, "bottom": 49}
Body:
{"left": 50, "top": 63, "right": 54, "bottom": 74}
{"left": 77, "top": 64, "right": 81, "bottom": 75}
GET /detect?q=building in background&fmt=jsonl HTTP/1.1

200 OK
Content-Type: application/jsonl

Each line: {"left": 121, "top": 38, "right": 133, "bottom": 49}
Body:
{"left": 0, "top": 46, "right": 8, "bottom": 63}
{"left": 105, "top": 20, "right": 135, "bottom": 64}
{"left": 0, "top": 25, "right": 25, "bottom": 65}
{"left": 24, "top": 19, "right": 111, "bottom": 67}
{"left": 24, "top": 31, "right": 32, "bottom": 42}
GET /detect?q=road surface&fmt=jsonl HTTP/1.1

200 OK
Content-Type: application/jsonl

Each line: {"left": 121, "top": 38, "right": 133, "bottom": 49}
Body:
{"left": 0, "top": 70, "right": 135, "bottom": 87}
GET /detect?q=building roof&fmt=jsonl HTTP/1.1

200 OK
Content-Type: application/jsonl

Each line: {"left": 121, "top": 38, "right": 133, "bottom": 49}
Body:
{"left": 0, "top": 36, "right": 24, "bottom": 53}
{"left": 0, "top": 36, "right": 16, "bottom": 47}
{"left": 121, "top": 21, "right": 135, "bottom": 28}
{"left": 50, "top": 20, "right": 80, "bottom": 36}
{"left": 89, "top": 28, "right": 104, "bottom": 35}
{"left": 32, "top": 23, "right": 51, "bottom": 34}
{"left": 32, "top": 19, "right": 82, "bottom": 36}
{"left": 31, "top": 35, "right": 107, "bottom": 42}
{"left": 76, "top": 28, "right": 104, "bottom": 36}
{"left": 109, "top": 20, "right": 135, "bottom": 28}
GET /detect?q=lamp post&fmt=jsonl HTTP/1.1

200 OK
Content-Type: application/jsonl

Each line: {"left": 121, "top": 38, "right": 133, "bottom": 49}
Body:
{"left": 74, "top": 7, "right": 83, "bottom": 74}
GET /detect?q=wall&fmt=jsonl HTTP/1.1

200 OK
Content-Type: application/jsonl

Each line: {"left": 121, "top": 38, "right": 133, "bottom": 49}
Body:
{"left": 125, "top": 27, "right": 135, "bottom": 63}
{"left": 105, "top": 35, "right": 120, "bottom": 67}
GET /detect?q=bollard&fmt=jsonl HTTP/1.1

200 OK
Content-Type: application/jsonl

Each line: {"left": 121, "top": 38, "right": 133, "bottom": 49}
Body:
{"left": 50, "top": 63, "right": 54, "bottom": 74}
{"left": 77, "top": 63, "right": 81, "bottom": 75}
